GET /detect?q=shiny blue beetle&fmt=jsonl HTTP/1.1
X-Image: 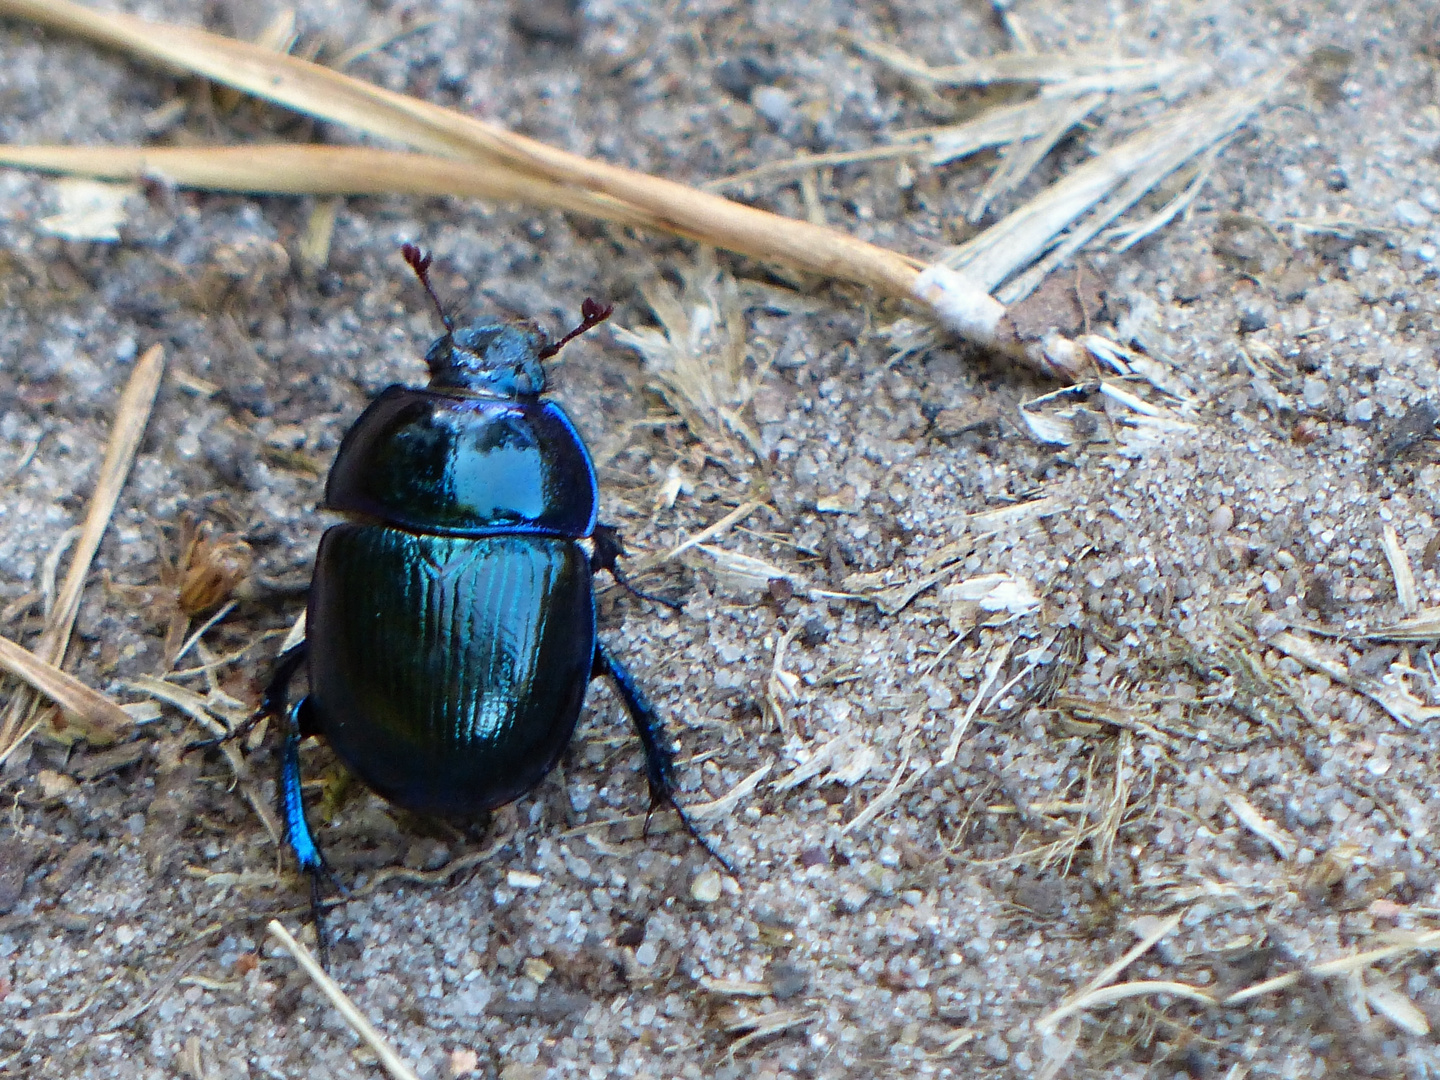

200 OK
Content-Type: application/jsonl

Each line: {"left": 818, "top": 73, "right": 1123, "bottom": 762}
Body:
{"left": 261, "top": 247, "right": 720, "bottom": 935}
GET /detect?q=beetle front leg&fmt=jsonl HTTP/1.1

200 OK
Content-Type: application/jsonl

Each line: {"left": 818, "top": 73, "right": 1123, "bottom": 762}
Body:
{"left": 591, "top": 524, "right": 682, "bottom": 612}
{"left": 280, "top": 697, "right": 343, "bottom": 967}
{"left": 592, "top": 642, "right": 733, "bottom": 874}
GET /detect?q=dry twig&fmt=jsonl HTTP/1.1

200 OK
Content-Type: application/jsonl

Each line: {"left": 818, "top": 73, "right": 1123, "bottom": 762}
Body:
{"left": 0, "top": 344, "right": 163, "bottom": 760}
{"left": 267, "top": 920, "right": 422, "bottom": 1080}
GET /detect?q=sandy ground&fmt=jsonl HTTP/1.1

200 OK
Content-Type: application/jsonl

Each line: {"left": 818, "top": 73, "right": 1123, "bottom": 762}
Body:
{"left": 3, "top": 1, "right": 1440, "bottom": 1077}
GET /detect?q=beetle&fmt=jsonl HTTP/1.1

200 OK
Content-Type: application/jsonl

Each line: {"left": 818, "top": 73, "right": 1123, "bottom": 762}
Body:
{"left": 252, "top": 244, "right": 725, "bottom": 949}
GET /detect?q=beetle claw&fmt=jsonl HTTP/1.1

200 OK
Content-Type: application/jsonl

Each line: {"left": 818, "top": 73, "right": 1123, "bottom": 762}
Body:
{"left": 656, "top": 794, "right": 737, "bottom": 878}
{"left": 182, "top": 708, "right": 266, "bottom": 755}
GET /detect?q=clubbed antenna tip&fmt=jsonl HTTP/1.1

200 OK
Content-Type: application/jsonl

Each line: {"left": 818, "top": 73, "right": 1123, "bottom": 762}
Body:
{"left": 402, "top": 243, "right": 453, "bottom": 332}
{"left": 538, "top": 297, "right": 614, "bottom": 361}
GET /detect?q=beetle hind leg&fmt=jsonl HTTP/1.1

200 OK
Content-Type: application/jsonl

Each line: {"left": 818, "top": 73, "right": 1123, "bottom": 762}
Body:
{"left": 280, "top": 697, "right": 346, "bottom": 967}
{"left": 592, "top": 642, "right": 734, "bottom": 875}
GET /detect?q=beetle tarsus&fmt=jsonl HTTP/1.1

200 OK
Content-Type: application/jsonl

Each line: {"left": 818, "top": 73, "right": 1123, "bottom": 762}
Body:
{"left": 591, "top": 524, "right": 682, "bottom": 612}
{"left": 592, "top": 642, "right": 733, "bottom": 875}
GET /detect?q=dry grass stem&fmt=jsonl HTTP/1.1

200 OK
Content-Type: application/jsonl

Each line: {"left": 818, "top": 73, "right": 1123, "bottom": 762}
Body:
{"left": 618, "top": 501, "right": 763, "bottom": 581}
{"left": 1362, "top": 608, "right": 1440, "bottom": 641}
{"left": 684, "top": 762, "right": 771, "bottom": 822}
{"left": 723, "top": 1007, "right": 815, "bottom": 1056}
{"left": 939, "top": 639, "right": 1013, "bottom": 766}
{"left": 1223, "top": 930, "right": 1440, "bottom": 1006}
{"left": 704, "top": 93, "right": 1104, "bottom": 193}
{"left": 704, "top": 143, "right": 930, "bottom": 193}
{"left": 1034, "top": 924, "right": 1440, "bottom": 1064}
{"left": 968, "top": 93, "right": 1103, "bottom": 223}
{"left": 1220, "top": 788, "right": 1293, "bottom": 860}
{"left": 930, "top": 94, "right": 1104, "bottom": 167}
{"left": 266, "top": 920, "right": 422, "bottom": 1080}
{"left": 0, "top": 0, "right": 1247, "bottom": 380}
{"left": 1036, "top": 911, "right": 1184, "bottom": 1075}
{"left": 0, "top": 0, "right": 925, "bottom": 303}
{"left": 1108, "top": 145, "right": 1222, "bottom": 251}
{"left": 699, "top": 976, "right": 771, "bottom": 997}
{"left": 0, "top": 343, "right": 163, "bottom": 759}
{"left": 102, "top": 929, "right": 220, "bottom": 1032}
{"left": 1043, "top": 980, "right": 1218, "bottom": 1027}
{"left": 1268, "top": 628, "right": 1440, "bottom": 727}
{"left": 0, "top": 144, "right": 665, "bottom": 231}
{"left": 611, "top": 259, "right": 762, "bottom": 461}
{"left": 842, "top": 734, "right": 928, "bottom": 835}
{"left": 129, "top": 674, "right": 281, "bottom": 843}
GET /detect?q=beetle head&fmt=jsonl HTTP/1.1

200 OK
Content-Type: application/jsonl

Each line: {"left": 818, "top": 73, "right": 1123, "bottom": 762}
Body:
{"left": 403, "top": 244, "right": 612, "bottom": 399}
{"left": 424, "top": 320, "right": 550, "bottom": 397}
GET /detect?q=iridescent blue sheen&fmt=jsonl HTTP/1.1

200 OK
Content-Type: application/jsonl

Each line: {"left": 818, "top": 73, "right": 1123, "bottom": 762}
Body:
{"left": 325, "top": 388, "right": 597, "bottom": 538}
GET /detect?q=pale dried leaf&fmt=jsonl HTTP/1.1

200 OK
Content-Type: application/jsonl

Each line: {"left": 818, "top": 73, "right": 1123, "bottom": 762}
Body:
{"left": 1367, "top": 984, "right": 1430, "bottom": 1036}
{"left": 1221, "top": 789, "right": 1293, "bottom": 860}
{"left": 1382, "top": 524, "right": 1418, "bottom": 617}
{"left": 38, "top": 177, "right": 136, "bottom": 241}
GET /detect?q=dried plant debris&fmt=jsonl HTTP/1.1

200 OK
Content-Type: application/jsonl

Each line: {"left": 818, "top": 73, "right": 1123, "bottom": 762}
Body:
{"left": 945, "top": 71, "right": 1285, "bottom": 304}
{"left": 36, "top": 177, "right": 137, "bottom": 242}
{"left": 1020, "top": 378, "right": 1197, "bottom": 453}
{"left": 848, "top": 37, "right": 1205, "bottom": 96}
{"left": 610, "top": 256, "right": 765, "bottom": 462}
{"left": 0, "top": 2, "right": 1275, "bottom": 379}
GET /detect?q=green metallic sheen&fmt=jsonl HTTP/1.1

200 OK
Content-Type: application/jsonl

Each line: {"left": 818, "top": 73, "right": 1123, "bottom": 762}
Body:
{"left": 307, "top": 524, "right": 595, "bottom": 816}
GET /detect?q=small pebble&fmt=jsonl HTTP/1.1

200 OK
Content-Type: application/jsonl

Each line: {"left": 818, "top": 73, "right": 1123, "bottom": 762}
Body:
{"left": 750, "top": 85, "right": 797, "bottom": 129}
{"left": 1302, "top": 377, "right": 1329, "bottom": 408}
{"left": 768, "top": 961, "right": 809, "bottom": 1000}
{"left": 690, "top": 868, "right": 723, "bottom": 904}
{"left": 1238, "top": 310, "right": 1267, "bottom": 333}
{"left": 36, "top": 769, "right": 78, "bottom": 798}
{"left": 1254, "top": 612, "right": 1286, "bottom": 640}
{"left": 800, "top": 618, "right": 829, "bottom": 646}
{"left": 715, "top": 55, "right": 777, "bottom": 100}
{"left": 799, "top": 846, "right": 829, "bottom": 868}
{"left": 1209, "top": 505, "right": 1234, "bottom": 535}
{"left": 1394, "top": 198, "right": 1432, "bottom": 227}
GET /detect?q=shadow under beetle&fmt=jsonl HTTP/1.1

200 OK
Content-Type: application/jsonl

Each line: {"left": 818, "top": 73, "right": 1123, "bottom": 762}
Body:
{"left": 254, "top": 245, "right": 726, "bottom": 952}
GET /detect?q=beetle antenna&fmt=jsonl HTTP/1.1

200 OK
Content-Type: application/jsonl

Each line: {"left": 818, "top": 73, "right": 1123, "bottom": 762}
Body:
{"left": 538, "top": 297, "right": 613, "bottom": 361}
{"left": 401, "top": 243, "right": 453, "bottom": 333}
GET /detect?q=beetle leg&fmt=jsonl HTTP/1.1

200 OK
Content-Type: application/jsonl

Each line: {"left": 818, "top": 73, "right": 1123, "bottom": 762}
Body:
{"left": 591, "top": 642, "right": 734, "bottom": 875}
{"left": 591, "top": 524, "right": 683, "bottom": 612}
{"left": 184, "top": 642, "right": 309, "bottom": 753}
{"left": 261, "top": 642, "right": 310, "bottom": 720}
{"left": 280, "top": 697, "right": 344, "bottom": 967}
